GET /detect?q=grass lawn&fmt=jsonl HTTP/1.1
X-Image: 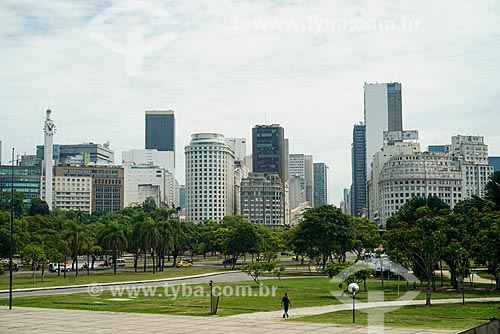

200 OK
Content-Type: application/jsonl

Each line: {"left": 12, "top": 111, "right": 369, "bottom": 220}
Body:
{"left": 291, "top": 302, "right": 500, "bottom": 330}
{"left": 2, "top": 276, "right": 500, "bottom": 319}
{"left": 0, "top": 277, "right": 340, "bottom": 316}
{"left": 476, "top": 271, "right": 495, "bottom": 280}
{"left": 0, "top": 267, "right": 224, "bottom": 290}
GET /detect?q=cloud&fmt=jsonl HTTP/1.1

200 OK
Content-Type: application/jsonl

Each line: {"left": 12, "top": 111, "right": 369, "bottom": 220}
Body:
{"left": 1, "top": 0, "right": 499, "bottom": 205}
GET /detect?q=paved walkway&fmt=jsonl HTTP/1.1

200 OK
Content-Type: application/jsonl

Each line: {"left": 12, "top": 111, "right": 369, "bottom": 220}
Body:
{"left": 229, "top": 297, "right": 500, "bottom": 320}
{"left": 0, "top": 306, "right": 459, "bottom": 334}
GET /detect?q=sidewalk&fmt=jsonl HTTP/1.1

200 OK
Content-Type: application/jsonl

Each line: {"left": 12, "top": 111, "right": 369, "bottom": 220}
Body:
{"left": 0, "top": 306, "right": 458, "bottom": 334}
{"left": 229, "top": 297, "right": 500, "bottom": 320}
{"left": 0, "top": 271, "right": 236, "bottom": 294}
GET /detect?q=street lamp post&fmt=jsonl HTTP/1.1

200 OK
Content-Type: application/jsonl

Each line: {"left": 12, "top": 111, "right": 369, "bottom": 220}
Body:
{"left": 9, "top": 148, "right": 14, "bottom": 310}
{"left": 209, "top": 280, "right": 213, "bottom": 315}
{"left": 348, "top": 283, "right": 359, "bottom": 324}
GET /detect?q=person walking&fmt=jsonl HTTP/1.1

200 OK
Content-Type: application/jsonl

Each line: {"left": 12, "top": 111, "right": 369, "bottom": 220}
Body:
{"left": 281, "top": 292, "right": 291, "bottom": 318}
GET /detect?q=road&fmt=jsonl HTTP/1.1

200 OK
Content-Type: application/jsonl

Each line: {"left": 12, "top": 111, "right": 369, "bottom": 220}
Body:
{"left": 0, "top": 271, "right": 250, "bottom": 298}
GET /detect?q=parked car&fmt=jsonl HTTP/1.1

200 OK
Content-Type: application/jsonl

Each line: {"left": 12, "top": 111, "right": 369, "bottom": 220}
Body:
{"left": 175, "top": 260, "right": 192, "bottom": 268}
{"left": 49, "top": 263, "right": 71, "bottom": 273}
{"left": 1, "top": 259, "right": 19, "bottom": 271}
{"left": 110, "top": 258, "right": 126, "bottom": 267}
{"left": 222, "top": 258, "right": 236, "bottom": 265}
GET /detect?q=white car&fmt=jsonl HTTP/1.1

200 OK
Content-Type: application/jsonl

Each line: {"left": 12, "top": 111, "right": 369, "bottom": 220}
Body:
{"left": 49, "top": 263, "right": 71, "bottom": 272}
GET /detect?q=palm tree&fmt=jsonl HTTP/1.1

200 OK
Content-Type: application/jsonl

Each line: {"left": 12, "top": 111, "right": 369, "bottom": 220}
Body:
{"left": 99, "top": 222, "right": 128, "bottom": 275}
{"left": 141, "top": 217, "right": 159, "bottom": 274}
{"left": 64, "top": 219, "right": 88, "bottom": 278}
{"left": 485, "top": 171, "right": 500, "bottom": 209}
{"left": 157, "top": 219, "right": 173, "bottom": 271}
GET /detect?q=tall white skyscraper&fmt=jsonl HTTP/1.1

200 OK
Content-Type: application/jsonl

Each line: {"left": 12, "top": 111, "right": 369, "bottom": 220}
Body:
{"left": 364, "top": 82, "right": 402, "bottom": 175}
{"left": 185, "top": 133, "right": 235, "bottom": 223}
{"left": 289, "top": 154, "right": 314, "bottom": 207}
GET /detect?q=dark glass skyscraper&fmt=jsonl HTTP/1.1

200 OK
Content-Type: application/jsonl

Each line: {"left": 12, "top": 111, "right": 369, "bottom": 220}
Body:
{"left": 145, "top": 110, "right": 175, "bottom": 153}
{"left": 252, "top": 124, "right": 288, "bottom": 184}
{"left": 351, "top": 123, "right": 367, "bottom": 217}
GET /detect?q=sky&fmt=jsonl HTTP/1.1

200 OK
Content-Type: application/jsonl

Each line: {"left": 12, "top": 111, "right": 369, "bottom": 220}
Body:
{"left": 1, "top": 0, "right": 499, "bottom": 206}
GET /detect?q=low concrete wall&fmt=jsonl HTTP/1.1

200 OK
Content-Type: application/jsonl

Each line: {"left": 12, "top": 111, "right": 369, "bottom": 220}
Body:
{"left": 459, "top": 318, "right": 499, "bottom": 334}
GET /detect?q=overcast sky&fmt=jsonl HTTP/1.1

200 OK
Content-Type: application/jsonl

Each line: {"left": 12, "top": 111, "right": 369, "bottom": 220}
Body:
{"left": 1, "top": 0, "right": 499, "bottom": 205}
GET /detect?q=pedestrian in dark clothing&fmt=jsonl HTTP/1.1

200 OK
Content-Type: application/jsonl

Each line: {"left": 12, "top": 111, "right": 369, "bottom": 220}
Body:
{"left": 281, "top": 292, "right": 291, "bottom": 318}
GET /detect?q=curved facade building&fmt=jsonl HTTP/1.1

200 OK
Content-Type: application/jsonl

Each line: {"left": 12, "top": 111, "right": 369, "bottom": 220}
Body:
{"left": 185, "top": 133, "right": 235, "bottom": 223}
{"left": 378, "top": 152, "right": 462, "bottom": 227}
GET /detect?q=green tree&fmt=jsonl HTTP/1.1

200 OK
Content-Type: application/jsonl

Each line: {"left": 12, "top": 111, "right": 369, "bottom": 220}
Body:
{"left": 241, "top": 261, "right": 277, "bottom": 285}
{"left": 99, "top": 222, "right": 128, "bottom": 275}
{"left": 352, "top": 217, "right": 381, "bottom": 262}
{"left": 64, "top": 219, "right": 89, "bottom": 277}
{"left": 21, "top": 244, "right": 47, "bottom": 283}
{"left": 223, "top": 216, "right": 260, "bottom": 269}
{"left": 0, "top": 191, "right": 25, "bottom": 217}
{"left": 485, "top": 171, "right": 500, "bottom": 209}
{"left": 28, "top": 198, "right": 50, "bottom": 216}
{"left": 324, "top": 262, "right": 375, "bottom": 292}
{"left": 386, "top": 206, "right": 448, "bottom": 305}
{"left": 474, "top": 207, "right": 500, "bottom": 289}
{"left": 292, "top": 205, "right": 353, "bottom": 270}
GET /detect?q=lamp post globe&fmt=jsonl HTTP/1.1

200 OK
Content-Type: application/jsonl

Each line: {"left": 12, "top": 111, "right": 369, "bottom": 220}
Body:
{"left": 348, "top": 283, "right": 360, "bottom": 294}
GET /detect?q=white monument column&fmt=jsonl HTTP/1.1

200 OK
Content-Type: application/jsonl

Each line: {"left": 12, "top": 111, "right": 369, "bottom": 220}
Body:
{"left": 43, "top": 109, "right": 56, "bottom": 210}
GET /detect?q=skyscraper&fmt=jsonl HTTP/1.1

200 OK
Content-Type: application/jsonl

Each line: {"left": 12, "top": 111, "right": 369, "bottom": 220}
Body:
{"left": 364, "top": 82, "right": 402, "bottom": 175}
{"left": 145, "top": 110, "right": 175, "bottom": 163}
{"left": 252, "top": 124, "right": 289, "bottom": 224}
{"left": 185, "top": 133, "right": 235, "bottom": 223}
{"left": 252, "top": 124, "right": 288, "bottom": 184}
{"left": 289, "top": 154, "right": 314, "bottom": 207}
{"left": 351, "top": 123, "right": 366, "bottom": 217}
{"left": 313, "top": 162, "right": 328, "bottom": 206}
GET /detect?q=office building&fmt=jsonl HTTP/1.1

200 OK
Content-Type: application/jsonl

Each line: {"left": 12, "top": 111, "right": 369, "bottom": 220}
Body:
{"left": 289, "top": 175, "right": 305, "bottom": 209}
{"left": 289, "top": 154, "right": 314, "bottom": 207}
{"left": 52, "top": 174, "right": 92, "bottom": 212}
{"left": 304, "top": 155, "right": 314, "bottom": 206}
{"left": 0, "top": 166, "right": 41, "bottom": 206}
{"left": 241, "top": 173, "right": 285, "bottom": 227}
{"left": 233, "top": 160, "right": 249, "bottom": 215}
{"left": 351, "top": 123, "right": 366, "bottom": 216}
{"left": 41, "top": 166, "right": 124, "bottom": 213}
{"left": 313, "top": 162, "right": 328, "bottom": 206}
{"left": 289, "top": 154, "right": 306, "bottom": 209}
{"left": 451, "top": 135, "right": 493, "bottom": 199}
{"left": 341, "top": 188, "right": 351, "bottom": 215}
{"left": 185, "top": 133, "right": 235, "bottom": 223}
{"left": 368, "top": 141, "right": 420, "bottom": 224}
{"left": 36, "top": 142, "right": 114, "bottom": 166}
{"left": 252, "top": 124, "right": 289, "bottom": 224}
{"left": 226, "top": 138, "right": 247, "bottom": 161}
{"left": 145, "top": 110, "right": 175, "bottom": 160}
{"left": 122, "top": 149, "right": 175, "bottom": 175}
{"left": 179, "top": 185, "right": 186, "bottom": 209}
{"left": 451, "top": 135, "right": 489, "bottom": 164}
{"left": 124, "top": 165, "right": 175, "bottom": 208}
{"left": 377, "top": 152, "right": 463, "bottom": 228}
{"left": 364, "top": 82, "right": 403, "bottom": 175}
{"left": 252, "top": 124, "right": 288, "bottom": 184}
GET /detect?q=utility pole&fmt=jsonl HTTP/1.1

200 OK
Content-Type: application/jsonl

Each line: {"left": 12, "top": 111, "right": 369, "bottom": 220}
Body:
{"left": 9, "top": 148, "right": 14, "bottom": 309}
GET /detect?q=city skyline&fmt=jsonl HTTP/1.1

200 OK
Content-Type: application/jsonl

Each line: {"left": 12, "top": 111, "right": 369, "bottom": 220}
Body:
{"left": 1, "top": 1, "right": 499, "bottom": 205}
